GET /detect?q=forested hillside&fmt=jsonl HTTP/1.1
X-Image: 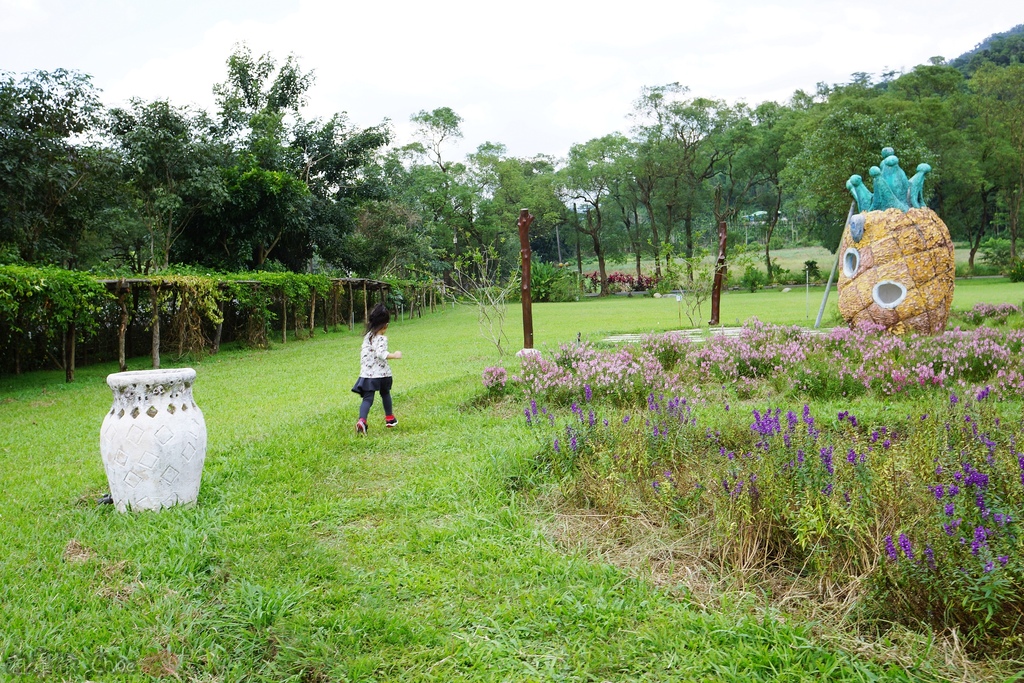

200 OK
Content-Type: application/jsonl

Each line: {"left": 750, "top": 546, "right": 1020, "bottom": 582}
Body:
{"left": 3, "top": 31, "right": 1024, "bottom": 292}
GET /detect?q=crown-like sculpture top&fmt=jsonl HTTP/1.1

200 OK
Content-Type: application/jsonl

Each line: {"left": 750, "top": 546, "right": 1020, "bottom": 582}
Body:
{"left": 846, "top": 147, "right": 931, "bottom": 213}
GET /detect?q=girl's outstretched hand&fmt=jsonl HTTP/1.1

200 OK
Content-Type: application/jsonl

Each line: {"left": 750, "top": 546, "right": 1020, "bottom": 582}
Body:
{"left": 391, "top": 351, "right": 402, "bottom": 359}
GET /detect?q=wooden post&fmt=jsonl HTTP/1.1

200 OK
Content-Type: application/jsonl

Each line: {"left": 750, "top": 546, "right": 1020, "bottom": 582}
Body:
{"left": 518, "top": 208, "right": 536, "bottom": 349}
{"left": 64, "top": 321, "right": 76, "bottom": 383}
{"left": 281, "top": 293, "right": 288, "bottom": 344}
{"left": 348, "top": 282, "right": 354, "bottom": 331}
{"left": 117, "top": 287, "right": 129, "bottom": 371}
{"left": 330, "top": 282, "right": 338, "bottom": 331}
{"left": 212, "top": 298, "right": 225, "bottom": 354}
{"left": 709, "top": 220, "right": 728, "bottom": 326}
{"left": 309, "top": 289, "right": 317, "bottom": 338}
{"left": 363, "top": 281, "right": 368, "bottom": 323}
{"left": 150, "top": 285, "right": 160, "bottom": 369}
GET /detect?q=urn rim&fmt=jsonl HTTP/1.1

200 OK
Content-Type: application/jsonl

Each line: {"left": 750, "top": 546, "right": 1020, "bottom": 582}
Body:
{"left": 106, "top": 368, "right": 196, "bottom": 390}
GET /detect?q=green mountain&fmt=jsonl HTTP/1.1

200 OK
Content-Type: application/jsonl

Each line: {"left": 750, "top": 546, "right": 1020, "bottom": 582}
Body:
{"left": 950, "top": 23, "right": 1024, "bottom": 75}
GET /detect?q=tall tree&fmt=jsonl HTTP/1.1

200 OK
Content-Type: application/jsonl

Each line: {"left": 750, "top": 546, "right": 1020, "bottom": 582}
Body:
{"left": 561, "top": 134, "right": 627, "bottom": 295}
{"left": 971, "top": 63, "right": 1024, "bottom": 260}
{"left": 0, "top": 69, "right": 108, "bottom": 265}
{"left": 107, "top": 99, "right": 227, "bottom": 270}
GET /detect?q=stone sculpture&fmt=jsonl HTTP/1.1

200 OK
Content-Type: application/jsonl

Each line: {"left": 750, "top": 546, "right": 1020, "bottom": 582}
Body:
{"left": 99, "top": 368, "right": 207, "bottom": 511}
{"left": 838, "top": 149, "right": 954, "bottom": 334}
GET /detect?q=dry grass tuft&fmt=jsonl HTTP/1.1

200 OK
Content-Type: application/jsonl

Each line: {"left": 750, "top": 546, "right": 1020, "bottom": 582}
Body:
{"left": 62, "top": 539, "right": 95, "bottom": 564}
{"left": 139, "top": 649, "right": 180, "bottom": 678}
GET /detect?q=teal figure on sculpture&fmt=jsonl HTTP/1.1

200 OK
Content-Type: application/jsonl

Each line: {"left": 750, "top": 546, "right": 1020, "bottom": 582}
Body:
{"left": 846, "top": 148, "right": 931, "bottom": 213}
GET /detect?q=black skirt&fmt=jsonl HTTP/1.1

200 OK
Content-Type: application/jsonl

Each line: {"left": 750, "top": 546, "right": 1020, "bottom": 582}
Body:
{"left": 351, "top": 376, "right": 393, "bottom": 397}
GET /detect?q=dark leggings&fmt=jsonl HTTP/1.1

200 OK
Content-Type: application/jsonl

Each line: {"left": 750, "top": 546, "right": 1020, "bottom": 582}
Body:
{"left": 359, "top": 389, "right": 393, "bottom": 420}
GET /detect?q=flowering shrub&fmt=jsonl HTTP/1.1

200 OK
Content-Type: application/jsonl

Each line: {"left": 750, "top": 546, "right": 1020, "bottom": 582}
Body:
{"left": 521, "top": 389, "right": 1024, "bottom": 652}
{"left": 499, "top": 319, "right": 1024, "bottom": 405}
{"left": 585, "top": 271, "right": 657, "bottom": 292}
{"left": 493, "top": 317, "right": 1024, "bottom": 652}
{"left": 953, "top": 302, "right": 1022, "bottom": 326}
{"left": 481, "top": 366, "right": 508, "bottom": 392}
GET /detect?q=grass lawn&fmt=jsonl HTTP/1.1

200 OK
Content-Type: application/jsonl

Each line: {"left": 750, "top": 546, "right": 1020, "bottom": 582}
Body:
{"left": 1, "top": 282, "right": 1020, "bottom": 681}
{"left": 591, "top": 244, "right": 998, "bottom": 279}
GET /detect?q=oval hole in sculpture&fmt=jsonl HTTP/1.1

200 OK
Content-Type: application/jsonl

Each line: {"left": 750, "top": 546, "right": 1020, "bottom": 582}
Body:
{"left": 843, "top": 248, "right": 860, "bottom": 278}
{"left": 872, "top": 281, "right": 907, "bottom": 309}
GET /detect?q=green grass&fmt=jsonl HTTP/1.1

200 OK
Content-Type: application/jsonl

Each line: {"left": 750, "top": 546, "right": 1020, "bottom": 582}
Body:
{"left": 2, "top": 283, "right": 1021, "bottom": 680}
{"left": 588, "top": 245, "right": 998, "bottom": 279}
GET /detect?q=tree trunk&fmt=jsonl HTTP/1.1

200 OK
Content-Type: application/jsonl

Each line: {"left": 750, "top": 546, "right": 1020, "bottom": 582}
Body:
{"left": 587, "top": 210, "right": 609, "bottom": 296}
{"left": 633, "top": 205, "right": 643, "bottom": 285}
{"left": 641, "top": 198, "right": 661, "bottom": 278}
{"left": 764, "top": 187, "right": 783, "bottom": 283}
{"left": 970, "top": 186, "right": 995, "bottom": 270}
{"left": 1011, "top": 164, "right": 1023, "bottom": 261}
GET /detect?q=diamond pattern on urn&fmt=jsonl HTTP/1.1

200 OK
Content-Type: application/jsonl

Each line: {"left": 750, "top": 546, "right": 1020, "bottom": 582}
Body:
{"left": 161, "top": 466, "right": 180, "bottom": 484}
{"left": 155, "top": 425, "right": 173, "bottom": 445}
{"left": 124, "top": 470, "right": 143, "bottom": 488}
{"left": 139, "top": 451, "right": 158, "bottom": 470}
{"left": 126, "top": 424, "right": 145, "bottom": 444}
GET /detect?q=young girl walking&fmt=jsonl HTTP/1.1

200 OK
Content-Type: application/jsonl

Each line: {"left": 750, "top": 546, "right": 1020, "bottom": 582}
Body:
{"left": 351, "top": 303, "right": 402, "bottom": 434}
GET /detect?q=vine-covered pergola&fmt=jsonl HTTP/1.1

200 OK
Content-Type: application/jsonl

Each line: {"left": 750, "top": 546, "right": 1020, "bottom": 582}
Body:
{"left": 0, "top": 268, "right": 446, "bottom": 382}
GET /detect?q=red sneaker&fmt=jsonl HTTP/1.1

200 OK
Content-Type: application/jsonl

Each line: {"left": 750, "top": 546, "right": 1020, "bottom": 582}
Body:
{"left": 385, "top": 415, "right": 398, "bottom": 428}
{"left": 356, "top": 418, "right": 368, "bottom": 435}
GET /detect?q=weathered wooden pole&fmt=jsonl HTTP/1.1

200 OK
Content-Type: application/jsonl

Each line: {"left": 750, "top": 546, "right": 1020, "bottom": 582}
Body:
{"left": 117, "top": 284, "right": 129, "bottom": 371}
{"left": 150, "top": 285, "right": 160, "bottom": 369}
{"left": 518, "top": 208, "right": 536, "bottom": 349}
{"left": 709, "top": 220, "right": 728, "bottom": 326}
{"left": 64, "top": 320, "right": 76, "bottom": 383}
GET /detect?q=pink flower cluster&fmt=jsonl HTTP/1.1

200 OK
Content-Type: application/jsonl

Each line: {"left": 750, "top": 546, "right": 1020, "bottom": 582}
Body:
{"left": 481, "top": 365, "right": 508, "bottom": 390}
{"left": 501, "top": 318, "right": 1024, "bottom": 403}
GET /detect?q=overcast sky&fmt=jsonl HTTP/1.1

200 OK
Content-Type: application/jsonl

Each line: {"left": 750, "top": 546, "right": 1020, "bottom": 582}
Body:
{"left": 2, "top": 0, "right": 1021, "bottom": 159}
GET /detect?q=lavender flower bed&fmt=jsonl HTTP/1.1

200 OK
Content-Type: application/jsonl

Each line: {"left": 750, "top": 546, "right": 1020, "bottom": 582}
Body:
{"left": 520, "top": 389, "right": 1024, "bottom": 652}
{"left": 485, "top": 319, "right": 1024, "bottom": 652}
{"left": 501, "top": 320, "right": 1024, "bottom": 405}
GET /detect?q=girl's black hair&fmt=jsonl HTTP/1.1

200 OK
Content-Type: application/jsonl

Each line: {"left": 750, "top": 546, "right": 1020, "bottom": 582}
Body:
{"left": 365, "top": 303, "right": 390, "bottom": 337}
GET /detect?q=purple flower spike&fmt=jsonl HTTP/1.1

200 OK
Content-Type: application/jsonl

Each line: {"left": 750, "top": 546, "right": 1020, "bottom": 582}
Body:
{"left": 553, "top": 438, "right": 560, "bottom": 453}
{"left": 885, "top": 535, "right": 898, "bottom": 562}
{"left": 898, "top": 533, "right": 914, "bottom": 560}
{"left": 925, "top": 546, "right": 936, "bottom": 570}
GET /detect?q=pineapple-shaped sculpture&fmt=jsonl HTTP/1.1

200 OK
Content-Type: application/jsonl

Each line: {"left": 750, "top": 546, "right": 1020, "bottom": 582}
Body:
{"left": 837, "top": 148, "right": 954, "bottom": 335}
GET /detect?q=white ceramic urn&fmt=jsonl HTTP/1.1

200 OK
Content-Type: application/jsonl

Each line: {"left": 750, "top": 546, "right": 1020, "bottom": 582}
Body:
{"left": 99, "top": 368, "right": 207, "bottom": 512}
